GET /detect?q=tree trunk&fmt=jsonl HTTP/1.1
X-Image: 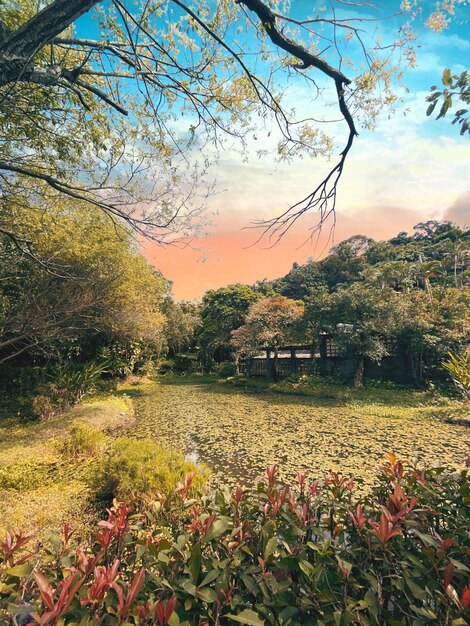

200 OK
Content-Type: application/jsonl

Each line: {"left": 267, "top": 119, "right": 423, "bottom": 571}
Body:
{"left": 403, "top": 350, "right": 413, "bottom": 384}
{"left": 290, "top": 347, "right": 297, "bottom": 375}
{"left": 354, "top": 355, "right": 365, "bottom": 388}
{"left": 0, "top": 0, "right": 100, "bottom": 56}
{"left": 273, "top": 345, "right": 279, "bottom": 382}
{"left": 265, "top": 348, "right": 271, "bottom": 380}
{"left": 423, "top": 277, "right": 433, "bottom": 305}
{"left": 319, "top": 335, "right": 328, "bottom": 377}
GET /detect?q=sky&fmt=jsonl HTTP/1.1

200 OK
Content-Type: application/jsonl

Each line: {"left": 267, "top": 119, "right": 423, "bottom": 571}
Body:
{"left": 82, "top": 2, "right": 470, "bottom": 300}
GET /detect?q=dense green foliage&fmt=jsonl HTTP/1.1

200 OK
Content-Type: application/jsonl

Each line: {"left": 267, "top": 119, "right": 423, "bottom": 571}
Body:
{"left": 305, "top": 284, "right": 399, "bottom": 386}
{"left": 231, "top": 296, "right": 304, "bottom": 379}
{"left": 197, "top": 285, "right": 262, "bottom": 366}
{"left": 0, "top": 456, "right": 468, "bottom": 625}
{"left": 0, "top": 200, "right": 167, "bottom": 358}
{"left": 271, "top": 224, "right": 469, "bottom": 297}
{"left": 196, "top": 221, "right": 470, "bottom": 386}
{"left": 0, "top": 198, "right": 200, "bottom": 413}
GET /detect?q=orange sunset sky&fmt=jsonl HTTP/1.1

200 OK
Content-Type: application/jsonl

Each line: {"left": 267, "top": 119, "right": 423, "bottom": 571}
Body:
{"left": 141, "top": 14, "right": 470, "bottom": 301}
{"left": 143, "top": 133, "right": 470, "bottom": 300}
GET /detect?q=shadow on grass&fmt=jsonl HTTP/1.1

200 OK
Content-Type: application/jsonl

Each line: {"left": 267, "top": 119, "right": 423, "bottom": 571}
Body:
{"left": 157, "top": 374, "right": 219, "bottom": 386}
{"left": 212, "top": 375, "right": 458, "bottom": 413}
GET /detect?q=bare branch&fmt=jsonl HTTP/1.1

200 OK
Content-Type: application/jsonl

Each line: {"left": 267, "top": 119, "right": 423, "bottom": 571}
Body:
{"left": 237, "top": 0, "right": 358, "bottom": 241}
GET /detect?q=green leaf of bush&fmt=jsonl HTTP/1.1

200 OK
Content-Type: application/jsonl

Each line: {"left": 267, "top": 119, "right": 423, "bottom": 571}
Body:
{"left": 4, "top": 564, "right": 33, "bottom": 578}
{"left": 225, "top": 609, "right": 265, "bottom": 625}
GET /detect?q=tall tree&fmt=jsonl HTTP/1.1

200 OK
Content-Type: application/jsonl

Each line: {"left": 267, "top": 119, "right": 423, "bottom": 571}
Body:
{"left": 271, "top": 260, "right": 326, "bottom": 300}
{"left": 0, "top": 197, "right": 168, "bottom": 365}
{"left": 197, "top": 284, "right": 262, "bottom": 365}
{"left": 320, "top": 236, "right": 372, "bottom": 290}
{"left": 232, "top": 295, "right": 304, "bottom": 379}
{"left": 305, "top": 284, "right": 399, "bottom": 387}
{"left": 163, "top": 299, "right": 200, "bottom": 357}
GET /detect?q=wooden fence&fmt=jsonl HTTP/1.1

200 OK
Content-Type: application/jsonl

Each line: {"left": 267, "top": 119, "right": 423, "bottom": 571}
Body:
{"left": 240, "top": 340, "right": 410, "bottom": 383}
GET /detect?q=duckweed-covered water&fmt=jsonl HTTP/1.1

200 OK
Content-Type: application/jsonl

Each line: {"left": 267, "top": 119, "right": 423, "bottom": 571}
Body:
{"left": 127, "top": 382, "right": 469, "bottom": 488}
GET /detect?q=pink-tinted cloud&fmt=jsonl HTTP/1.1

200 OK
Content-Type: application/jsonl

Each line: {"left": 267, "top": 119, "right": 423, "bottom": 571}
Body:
{"left": 443, "top": 192, "right": 470, "bottom": 226}
{"left": 142, "top": 204, "right": 432, "bottom": 300}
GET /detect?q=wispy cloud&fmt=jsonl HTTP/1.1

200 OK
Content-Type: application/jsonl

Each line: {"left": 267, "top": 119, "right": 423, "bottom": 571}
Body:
{"left": 141, "top": 8, "right": 470, "bottom": 299}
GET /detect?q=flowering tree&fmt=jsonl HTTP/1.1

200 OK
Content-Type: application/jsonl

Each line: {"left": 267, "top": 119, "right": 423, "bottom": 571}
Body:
{"left": 232, "top": 295, "right": 304, "bottom": 377}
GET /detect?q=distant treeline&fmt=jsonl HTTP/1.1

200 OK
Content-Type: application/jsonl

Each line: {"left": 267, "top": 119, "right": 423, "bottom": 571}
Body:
{"left": 1, "top": 216, "right": 469, "bottom": 415}
{"left": 196, "top": 220, "right": 470, "bottom": 386}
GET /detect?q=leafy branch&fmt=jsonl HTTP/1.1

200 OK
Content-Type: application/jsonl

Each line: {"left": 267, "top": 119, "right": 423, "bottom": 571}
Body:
{"left": 426, "top": 68, "right": 469, "bottom": 138}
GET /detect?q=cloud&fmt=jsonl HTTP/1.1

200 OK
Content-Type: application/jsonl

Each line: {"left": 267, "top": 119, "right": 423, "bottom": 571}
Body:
{"left": 139, "top": 15, "right": 470, "bottom": 300}
{"left": 143, "top": 110, "right": 470, "bottom": 299}
{"left": 443, "top": 192, "right": 470, "bottom": 226}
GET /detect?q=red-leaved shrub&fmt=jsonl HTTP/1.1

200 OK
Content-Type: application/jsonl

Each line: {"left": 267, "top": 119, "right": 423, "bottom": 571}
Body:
{"left": 1, "top": 455, "right": 469, "bottom": 625}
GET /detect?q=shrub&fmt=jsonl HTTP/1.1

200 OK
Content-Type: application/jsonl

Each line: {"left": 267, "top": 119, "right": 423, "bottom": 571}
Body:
{"left": 27, "top": 361, "right": 110, "bottom": 420}
{"left": 100, "top": 342, "right": 142, "bottom": 378}
{"left": 51, "top": 359, "right": 110, "bottom": 405}
{"left": 30, "top": 394, "right": 56, "bottom": 420}
{"left": 173, "top": 354, "right": 197, "bottom": 374}
{"left": 0, "top": 455, "right": 469, "bottom": 626}
{"left": 156, "top": 358, "right": 175, "bottom": 374}
{"left": 137, "top": 359, "right": 158, "bottom": 377}
{"left": 443, "top": 349, "right": 470, "bottom": 399}
{"left": 215, "top": 361, "right": 237, "bottom": 378}
{"left": 90, "top": 437, "right": 208, "bottom": 503}
{"left": 59, "top": 423, "right": 105, "bottom": 459}
{"left": 0, "top": 365, "right": 45, "bottom": 398}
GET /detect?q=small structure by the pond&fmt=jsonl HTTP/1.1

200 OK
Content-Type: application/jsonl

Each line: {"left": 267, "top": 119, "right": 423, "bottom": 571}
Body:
{"left": 240, "top": 337, "right": 410, "bottom": 383}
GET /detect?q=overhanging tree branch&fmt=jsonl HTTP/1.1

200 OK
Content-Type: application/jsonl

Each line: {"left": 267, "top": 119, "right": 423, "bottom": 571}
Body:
{"left": 1, "top": 0, "right": 430, "bottom": 247}
{"left": 238, "top": 0, "right": 358, "bottom": 243}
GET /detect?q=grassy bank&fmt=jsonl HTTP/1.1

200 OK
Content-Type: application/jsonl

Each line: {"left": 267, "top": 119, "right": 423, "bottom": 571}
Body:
{"left": 0, "top": 376, "right": 210, "bottom": 536}
{"left": 0, "top": 373, "right": 467, "bottom": 535}
{"left": 0, "top": 390, "right": 134, "bottom": 535}
{"left": 222, "top": 374, "right": 470, "bottom": 423}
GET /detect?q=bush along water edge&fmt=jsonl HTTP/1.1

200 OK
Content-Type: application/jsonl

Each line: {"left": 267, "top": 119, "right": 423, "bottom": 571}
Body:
{"left": 0, "top": 455, "right": 469, "bottom": 625}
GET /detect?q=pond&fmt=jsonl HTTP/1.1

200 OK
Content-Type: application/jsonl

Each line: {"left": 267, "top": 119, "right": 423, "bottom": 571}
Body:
{"left": 126, "top": 381, "right": 469, "bottom": 489}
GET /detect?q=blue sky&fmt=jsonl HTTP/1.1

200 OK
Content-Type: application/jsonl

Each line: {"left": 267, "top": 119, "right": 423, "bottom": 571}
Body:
{"left": 76, "top": 1, "right": 470, "bottom": 298}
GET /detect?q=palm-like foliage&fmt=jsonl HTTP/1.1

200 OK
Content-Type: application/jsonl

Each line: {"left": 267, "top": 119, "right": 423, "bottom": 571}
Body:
{"left": 443, "top": 350, "right": 470, "bottom": 400}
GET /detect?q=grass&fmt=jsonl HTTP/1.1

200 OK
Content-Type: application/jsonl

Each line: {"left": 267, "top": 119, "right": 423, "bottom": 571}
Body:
{"left": 0, "top": 373, "right": 467, "bottom": 535}
{"left": 224, "top": 374, "right": 469, "bottom": 422}
{"left": 0, "top": 394, "right": 133, "bottom": 535}
{"left": 156, "top": 373, "right": 220, "bottom": 385}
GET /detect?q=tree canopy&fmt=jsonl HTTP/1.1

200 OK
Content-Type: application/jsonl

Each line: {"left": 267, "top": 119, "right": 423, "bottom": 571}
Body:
{"left": 0, "top": 0, "right": 463, "bottom": 248}
{"left": 0, "top": 197, "right": 168, "bottom": 366}
{"left": 232, "top": 295, "right": 304, "bottom": 357}
{"left": 196, "top": 221, "right": 470, "bottom": 386}
{"left": 197, "top": 284, "right": 262, "bottom": 364}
